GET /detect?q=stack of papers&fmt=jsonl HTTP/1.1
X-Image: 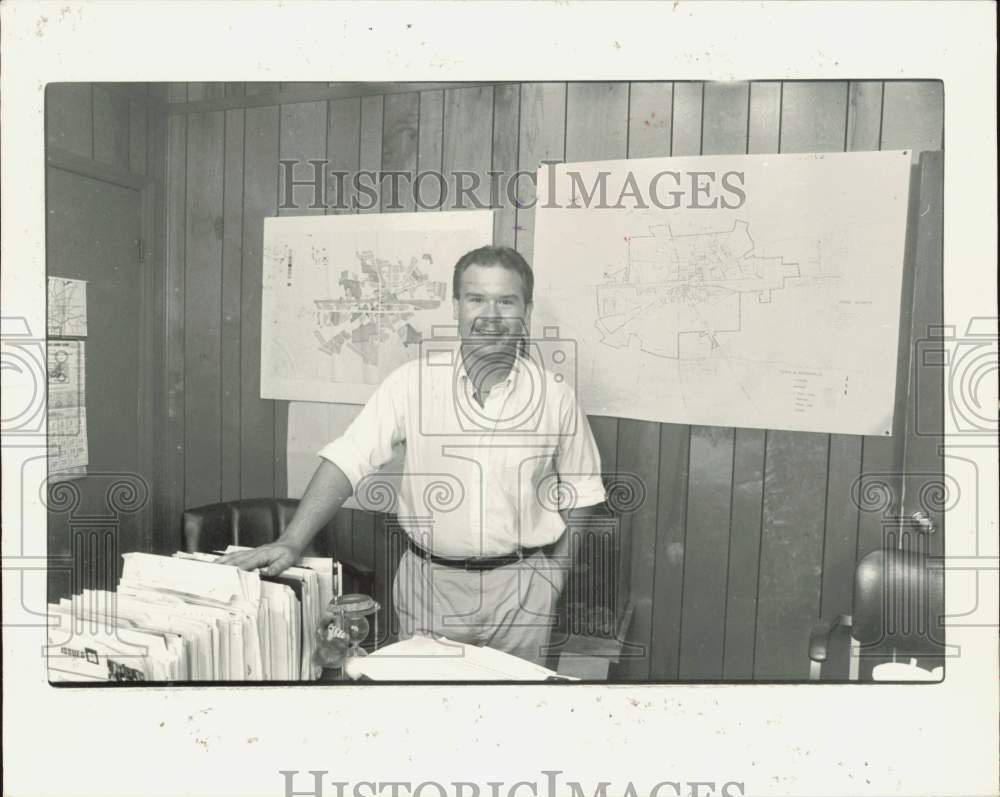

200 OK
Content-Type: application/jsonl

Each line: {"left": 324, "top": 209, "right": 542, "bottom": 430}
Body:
{"left": 47, "top": 550, "right": 340, "bottom": 683}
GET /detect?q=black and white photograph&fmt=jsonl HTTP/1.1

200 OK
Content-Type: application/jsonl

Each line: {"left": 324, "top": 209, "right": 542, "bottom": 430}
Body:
{"left": 2, "top": 3, "right": 997, "bottom": 797}
{"left": 39, "top": 76, "right": 949, "bottom": 685}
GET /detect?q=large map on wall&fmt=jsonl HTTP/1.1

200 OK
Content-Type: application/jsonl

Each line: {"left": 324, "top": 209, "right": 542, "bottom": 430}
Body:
{"left": 261, "top": 210, "right": 494, "bottom": 404}
{"left": 532, "top": 151, "right": 912, "bottom": 435}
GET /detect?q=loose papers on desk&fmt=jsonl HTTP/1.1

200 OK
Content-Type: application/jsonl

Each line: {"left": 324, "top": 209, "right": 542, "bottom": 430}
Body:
{"left": 47, "top": 550, "right": 339, "bottom": 682}
{"left": 344, "top": 635, "right": 577, "bottom": 681}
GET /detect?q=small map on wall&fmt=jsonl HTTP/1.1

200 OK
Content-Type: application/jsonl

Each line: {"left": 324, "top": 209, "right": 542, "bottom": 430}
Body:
{"left": 47, "top": 276, "right": 88, "bottom": 337}
{"left": 532, "top": 151, "right": 913, "bottom": 436}
{"left": 261, "top": 210, "right": 494, "bottom": 404}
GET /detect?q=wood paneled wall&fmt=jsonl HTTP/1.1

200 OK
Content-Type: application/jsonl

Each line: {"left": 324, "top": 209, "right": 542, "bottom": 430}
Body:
{"left": 162, "top": 80, "right": 943, "bottom": 679}
{"left": 44, "top": 83, "right": 167, "bottom": 595}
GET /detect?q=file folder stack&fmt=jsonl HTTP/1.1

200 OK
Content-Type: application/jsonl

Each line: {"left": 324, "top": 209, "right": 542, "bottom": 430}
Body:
{"left": 47, "top": 548, "right": 340, "bottom": 683}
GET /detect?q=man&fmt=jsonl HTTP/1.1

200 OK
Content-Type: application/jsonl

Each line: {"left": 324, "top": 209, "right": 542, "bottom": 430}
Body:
{"left": 219, "top": 245, "right": 606, "bottom": 666}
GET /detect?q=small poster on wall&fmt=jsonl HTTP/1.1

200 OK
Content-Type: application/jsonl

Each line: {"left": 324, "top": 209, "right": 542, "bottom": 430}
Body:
{"left": 47, "top": 339, "right": 88, "bottom": 480}
{"left": 47, "top": 276, "right": 88, "bottom": 338}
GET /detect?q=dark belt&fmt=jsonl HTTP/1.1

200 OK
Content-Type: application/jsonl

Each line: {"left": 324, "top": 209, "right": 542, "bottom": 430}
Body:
{"left": 405, "top": 535, "right": 543, "bottom": 571}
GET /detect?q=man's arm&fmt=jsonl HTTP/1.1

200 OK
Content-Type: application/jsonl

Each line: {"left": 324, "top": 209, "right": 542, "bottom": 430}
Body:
{"left": 219, "top": 364, "right": 409, "bottom": 576}
{"left": 215, "top": 459, "right": 353, "bottom": 575}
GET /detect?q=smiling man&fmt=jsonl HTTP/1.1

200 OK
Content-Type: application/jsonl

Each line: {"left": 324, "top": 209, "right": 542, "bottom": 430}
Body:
{"left": 219, "top": 245, "right": 606, "bottom": 666}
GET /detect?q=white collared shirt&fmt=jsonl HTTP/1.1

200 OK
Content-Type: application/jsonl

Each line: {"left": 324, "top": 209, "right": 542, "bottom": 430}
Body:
{"left": 317, "top": 344, "right": 606, "bottom": 557}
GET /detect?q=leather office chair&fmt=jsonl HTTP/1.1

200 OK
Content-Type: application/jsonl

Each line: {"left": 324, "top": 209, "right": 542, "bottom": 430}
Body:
{"left": 808, "top": 546, "right": 945, "bottom": 681}
{"left": 182, "top": 497, "right": 374, "bottom": 597}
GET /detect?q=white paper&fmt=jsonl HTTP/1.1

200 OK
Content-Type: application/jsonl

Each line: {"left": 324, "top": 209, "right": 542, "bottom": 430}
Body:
{"left": 344, "top": 635, "right": 574, "bottom": 682}
{"left": 47, "top": 339, "right": 88, "bottom": 475}
{"left": 47, "top": 276, "right": 87, "bottom": 337}
{"left": 532, "top": 151, "right": 912, "bottom": 435}
{"left": 260, "top": 209, "right": 494, "bottom": 404}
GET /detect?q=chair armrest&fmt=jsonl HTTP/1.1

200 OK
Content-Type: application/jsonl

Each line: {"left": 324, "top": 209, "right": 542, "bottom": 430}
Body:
{"left": 809, "top": 614, "right": 853, "bottom": 662}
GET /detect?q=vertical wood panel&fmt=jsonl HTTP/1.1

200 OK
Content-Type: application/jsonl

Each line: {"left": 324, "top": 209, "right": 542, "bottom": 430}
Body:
{"left": 276, "top": 101, "right": 328, "bottom": 498}
{"left": 627, "top": 82, "right": 673, "bottom": 158}
{"left": 564, "top": 82, "right": 629, "bottom": 479}
{"left": 46, "top": 83, "right": 94, "bottom": 158}
{"left": 747, "top": 82, "right": 781, "bottom": 154}
{"left": 779, "top": 82, "right": 849, "bottom": 153}
{"left": 187, "top": 83, "right": 226, "bottom": 101}
{"left": 322, "top": 97, "right": 362, "bottom": 543}
{"left": 565, "top": 82, "right": 629, "bottom": 161}
{"left": 618, "top": 81, "right": 673, "bottom": 681}
{"left": 359, "top": 96, "right": 384, "bottom": 214}
{"left": 245, "top": 82, "right": 279, "bottom": 97}
{"left": 846, "top": 81, "right": 884, "bottom": 152}
{"left": 679, "top": 427, "right": 734, "bottom": 679}
{"left": 241, "top": 106, "right": 279, "bottom": 498}
{"left": 327, "top": 97, "right": 361, "bottom": 214}
{"left": 220, "top": 108, "right": 245, "bottom": 501}
{"left": 93, "top": 85, "right": 131, "bottom": 170}
{"left": 129, "top": 100, "right": 147, "bottom": 175}
{"left": 515, "top": 82, "right": 566, "bottom": 262}
{"left": 677, "top": 82, "right": 747, "bottom": 679}
{"left": 648, "top": 424, "right": 690, "bottom": 679}
{"left": 671, "top": 82, "right": 704, "bottom": 156}
{"left": 382, "top": 93, "right": 419, "bottom": 213}
{"left": 280, "top": 101, "right": 329, "bottom": 215}
{"left": 491, "top": 84, "right": 521, "bottom": 247}
{"left": 723, "top": 82, "right": 776, "bottom": 678}
{"left": 821, "top": 435, "right": 863, "bottom": 622}
{"left": 750, "top": 81, "right": 849, "bottom": 679}
{"left": 881, "top": 82, "right": 944, "bottom": 155}
{"left": 184, "top": 111, "right": 226, "bottom": 508}
{"left": 416, "top": 90, "right": 444, "bottom": 212}
{"left": 163, "top": 114, "right": 187, "bottom": 539}
{"left": 148, "top": 84, "right": 170, "bottom": 105}
{"left": 701, "top": 82, "right": 749, "bottom": 155}
{"left": 754, "top": 430, "right": 829, "bottom": 679}
{"left": 147, "top": 100, "right": 170, "bottom": 551}
{"left": 821, "top": 78, "right": 885, "bottom": 642}
{"left": 442, "top": 86, "right": 494, "bottom": 211}
{"left": 722, "top": 428, "right": 766, "bottom": 678}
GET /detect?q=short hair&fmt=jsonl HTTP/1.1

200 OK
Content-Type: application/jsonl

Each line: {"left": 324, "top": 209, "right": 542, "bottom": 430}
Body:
{"left": 452, "top": 245, "right": 534, "bottom": 306}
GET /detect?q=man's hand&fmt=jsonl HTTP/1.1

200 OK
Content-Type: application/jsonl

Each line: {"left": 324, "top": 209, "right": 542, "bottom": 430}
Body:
{"left": 214, "top": 460, "right": 355, "bottom": 578}
{"left": 215, "top": 540, "right": 301, "bottom": 577}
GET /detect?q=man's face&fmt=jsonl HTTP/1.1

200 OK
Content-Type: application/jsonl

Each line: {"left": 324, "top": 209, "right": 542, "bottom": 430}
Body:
{"left": 452, "top": 263, "right": 531, "bottom": 353}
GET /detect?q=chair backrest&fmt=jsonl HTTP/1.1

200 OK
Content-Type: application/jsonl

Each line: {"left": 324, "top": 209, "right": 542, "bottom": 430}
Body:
{"left": 182, "top": 498, "right": 303, "bottom": 554}
{"left": 852, "top": 547, "right": 945, "bottom": 657}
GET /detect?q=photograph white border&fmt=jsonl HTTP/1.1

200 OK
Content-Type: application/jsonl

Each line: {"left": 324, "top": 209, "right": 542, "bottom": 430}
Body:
{"left": 2, "top": 3, "right": 996, "bottom": 797}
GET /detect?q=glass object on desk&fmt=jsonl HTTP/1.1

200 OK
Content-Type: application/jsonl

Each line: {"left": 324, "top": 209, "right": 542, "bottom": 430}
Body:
{"left": 314, "top": 593, "right": 380, "bottom": 677}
